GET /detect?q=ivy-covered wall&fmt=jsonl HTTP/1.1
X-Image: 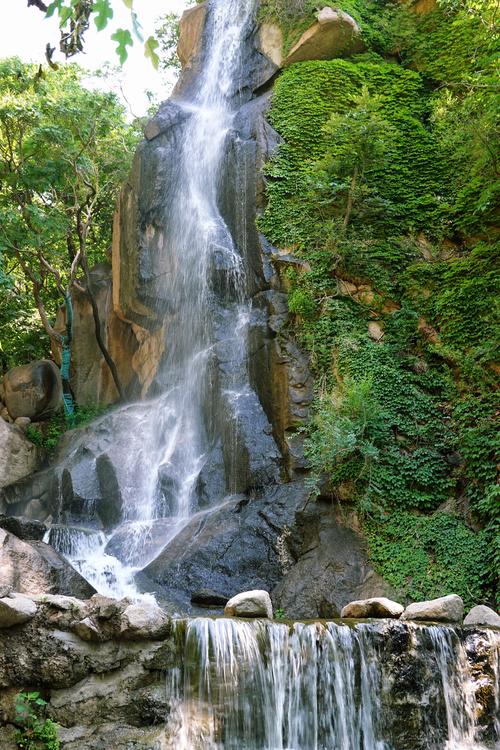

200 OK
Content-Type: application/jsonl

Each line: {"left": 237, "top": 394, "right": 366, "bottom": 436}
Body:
{"left": 259, "top": 0, "right": 499, "bottom": 608}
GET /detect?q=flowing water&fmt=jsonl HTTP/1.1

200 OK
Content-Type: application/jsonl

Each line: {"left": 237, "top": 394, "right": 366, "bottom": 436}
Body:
{"left": 48, "top": 0, "right": 260, "bottom": 596}
{"left": 164, "top": 618, "right": 500, "bottom": 750}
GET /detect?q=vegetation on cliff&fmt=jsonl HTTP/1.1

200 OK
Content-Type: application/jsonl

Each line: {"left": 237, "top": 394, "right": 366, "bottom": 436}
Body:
{"left": 260, "top": 0, "right": 499, "bottom": 607}
{"left": 0, "top": 59, "right": 139, "bottom": 372}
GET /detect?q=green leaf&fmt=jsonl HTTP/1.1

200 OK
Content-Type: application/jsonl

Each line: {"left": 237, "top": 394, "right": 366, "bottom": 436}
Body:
{"left": 111, "top": 28, "right": 133, "bottom": 64}
{"left": 59, "top": 5, "right": 73, "bottom": 26}
{"left": 144, "top": 36, "right": 160, "bottom": 69}
{"left": 45, "top": 0, "right": 64, "bottom": 19}
{"left": 121, "top": 0, "right": 134, "bottom": 8}
{"left": 93, "top": 0, "right": 114, "bottom": 31}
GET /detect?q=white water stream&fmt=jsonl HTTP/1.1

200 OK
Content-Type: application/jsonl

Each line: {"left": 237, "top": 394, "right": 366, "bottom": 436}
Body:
{"left": 48, "top": 0, "right": 258, "bottom": 597}
{"left": 164, "top": 618, "right": 500, "bottom": 750}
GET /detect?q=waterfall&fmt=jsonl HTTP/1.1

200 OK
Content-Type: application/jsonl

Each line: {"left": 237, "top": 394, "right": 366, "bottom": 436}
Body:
{"left": 49, "top": 0, "right": 263, "bottom": 597}
{"left": 164, "top": 618, "right": 499, "bottom": 750}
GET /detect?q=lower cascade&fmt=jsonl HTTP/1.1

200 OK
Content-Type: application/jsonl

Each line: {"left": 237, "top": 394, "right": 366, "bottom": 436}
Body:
{"left": 164, "top": 618, "right": 499, "bottom": 750}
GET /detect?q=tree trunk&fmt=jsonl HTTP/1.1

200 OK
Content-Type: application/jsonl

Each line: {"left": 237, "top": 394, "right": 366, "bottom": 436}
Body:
{"left": 343, "top": 166, "right": 358, "bottom": 229}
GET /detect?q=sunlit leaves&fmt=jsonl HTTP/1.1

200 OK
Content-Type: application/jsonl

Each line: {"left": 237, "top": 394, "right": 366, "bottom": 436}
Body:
{"left": 93, "top": 0, "right": 114, "bottom": 31}
{"left": 144, "top": 36, "right": 160, "bottom": 69}
{"left": 111, "top": 28, "right": 133, "bottom": 64}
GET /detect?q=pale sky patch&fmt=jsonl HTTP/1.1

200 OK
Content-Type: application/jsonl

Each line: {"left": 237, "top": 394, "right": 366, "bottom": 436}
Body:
{"left": 1, "top": 0, "right": 192, "bottom": 115}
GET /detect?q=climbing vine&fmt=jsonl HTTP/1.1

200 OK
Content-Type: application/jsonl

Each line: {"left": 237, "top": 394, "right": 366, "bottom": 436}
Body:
{"left": 261, "top": 0, "right": 499, "bottom": 605}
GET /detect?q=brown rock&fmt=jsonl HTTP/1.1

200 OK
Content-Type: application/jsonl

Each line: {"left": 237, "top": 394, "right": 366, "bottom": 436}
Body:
{"left": 285, "top": 8, "right": 364, "bottom": 66}
{"left": 3, "top": 360, "right": 62, "bottom": 420}
{"left": 258, "top": 22, "right": 284, "bottom": 67}
{"left": 54, "top": 264, "right": 139, "bottom": 407}
{"left": 177, "top": 3, "right": 208, "bottom": 68}
{"left": 0, "top": 419, "right": 40, "bottom": 489}
{"left": 368, "top": 321, "right": 384, "bottom": 341}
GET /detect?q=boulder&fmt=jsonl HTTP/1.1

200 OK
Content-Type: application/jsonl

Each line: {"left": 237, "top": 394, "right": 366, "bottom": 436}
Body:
{"left": 463, "top": 605, "right": 500, "bottom": 628}
{"left": 401, "top": 594, "right": 464, "bottom": 623}
{"left": 224, "top": 590, "right": 273, "bottom": 619}
{"left": 120, "top": 601, "right": 170, "bottom": 640}
{"left": 258, "top": 22, "right": 284, "bottom": 67}
{"left": 0, "top": 528, "right": 95, "bottom": 599}
{"left": 177, "top": 3, "right": 208, "bottom": 68}
{"left": 0, "top": 592, "right": 37, "bottom": 628}
{"left": 3, "top": 359, "right": 62, "bottom": 420}
{"left": 285, "top": 8, "right": 364, "bottom": 66}
{"left": 0, "top": 514, "right": 47, "bottom": 541}
{"left": 0, "top": 419, "right": 40, "bottom": 489}
{"left": 341, "top": 597, "right": 404, "bottom": 619}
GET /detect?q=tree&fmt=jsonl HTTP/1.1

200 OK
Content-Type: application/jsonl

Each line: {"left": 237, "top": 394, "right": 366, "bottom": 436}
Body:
{"left": 0, "top": 57, "right": 140, "bottom": 398}
{"left": 316, "top": 86, "right": 396, "bottom": 229}
{"left": 25, "top": 0, "right": 160, "bottom": 67}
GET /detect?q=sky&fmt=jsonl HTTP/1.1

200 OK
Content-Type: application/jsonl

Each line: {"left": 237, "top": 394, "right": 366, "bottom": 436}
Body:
{"left": 0, "top": 0, "right": 191, "bottom": 115}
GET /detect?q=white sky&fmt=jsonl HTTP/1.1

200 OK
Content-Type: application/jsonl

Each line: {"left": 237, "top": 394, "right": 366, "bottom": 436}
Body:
{"left": 0, "top": 0, "right": 191, "bottom": 115}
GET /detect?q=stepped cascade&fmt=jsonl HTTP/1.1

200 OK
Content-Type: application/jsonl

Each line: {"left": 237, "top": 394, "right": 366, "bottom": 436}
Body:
{"left": 43, "top": 0, "right": 282, "bottom": 598}
{"left": 165, "top": 618, "right": 499, "bottom": 750}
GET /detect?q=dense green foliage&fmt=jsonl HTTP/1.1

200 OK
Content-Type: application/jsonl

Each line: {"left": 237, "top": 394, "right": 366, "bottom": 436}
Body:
{"left": 0, "top": 58, "right": 139, "bottom": 371}
{"left": 261, "top": 0, "right": 499, "bottom": 605}
{"left": 14, "top": 692, "right": 60, "bottom": 750}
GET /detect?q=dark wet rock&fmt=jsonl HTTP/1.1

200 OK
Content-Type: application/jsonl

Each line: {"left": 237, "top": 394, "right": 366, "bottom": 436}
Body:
{"left": 139, "top": 483, "right": 308, "bottom": 609}
{"left": 273, "top": 500, "right": 396, "bottom": 619}
{"left": 0, "top": 514, "right": 46, "bottom": 541}
{"left": 190, "top": 588, "right": 228, "bottom": 607}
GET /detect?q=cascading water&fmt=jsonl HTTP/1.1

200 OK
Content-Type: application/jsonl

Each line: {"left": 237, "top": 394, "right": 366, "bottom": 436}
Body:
{"left": 47, "top": 0, "right": 262, "bottom": 597}
{"left": 164, "top": 618, "right": 500, "bottom": 750}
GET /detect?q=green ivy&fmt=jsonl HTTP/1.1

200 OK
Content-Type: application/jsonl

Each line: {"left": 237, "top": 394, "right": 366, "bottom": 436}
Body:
{"left": 261, "top": 0, "right": 499, "bottom": 605}
{"left": 365, "top": 511, "right": 490, "bottom": 609}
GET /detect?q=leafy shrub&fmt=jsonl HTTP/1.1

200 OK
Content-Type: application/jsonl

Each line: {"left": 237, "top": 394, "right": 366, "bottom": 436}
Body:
{"left": 14, "top": 692, "right": 60, "bottom": 750}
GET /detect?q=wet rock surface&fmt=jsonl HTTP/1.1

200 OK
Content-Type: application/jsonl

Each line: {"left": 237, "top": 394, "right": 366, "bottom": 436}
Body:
{"left": 273, "top": 500, "right": 396, "bottom": 619}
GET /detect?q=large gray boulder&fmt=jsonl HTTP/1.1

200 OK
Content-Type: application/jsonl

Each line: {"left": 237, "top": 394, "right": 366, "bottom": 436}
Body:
{"left": 401, "top": 594, "right": 464, "bottom": 624}
{"left": 3, "top": 359, "right": 62, "bottom": 420}
{"left": 224, "top": 590, "right": 273, "bottom": 619}
{"left": 0, "top": 592, "right": 37, "bottom": 628}
{"left": 0, "top": 419, "right": 39, "bottom": 490}
{"left": 0, "top": 528, "right": 95, "bottom": 599}
{"left": 120, "top": 601, "right": 170, "bottom": 640}
{"left": 341, "top": 597, "right": 404, "bottom": 619}
{"left": 464, "top": 605, "right": 500, "bottom": 628}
